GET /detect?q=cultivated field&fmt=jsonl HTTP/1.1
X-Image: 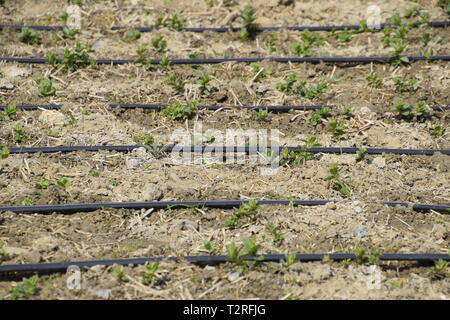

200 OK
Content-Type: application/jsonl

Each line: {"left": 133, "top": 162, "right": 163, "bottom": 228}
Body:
{"left": 0, "top": 0, "right": 449, "bottom": 299}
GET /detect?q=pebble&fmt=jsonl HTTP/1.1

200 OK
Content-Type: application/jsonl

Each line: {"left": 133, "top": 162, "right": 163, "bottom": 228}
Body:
{"left": 228, "top": 271, "right": 240, "bottom": 282}
{"left": 0, "top": 79, "right": 14, "bottom": 90}
{"left": 372, "top": 157, "right": 386, "bottom": 168}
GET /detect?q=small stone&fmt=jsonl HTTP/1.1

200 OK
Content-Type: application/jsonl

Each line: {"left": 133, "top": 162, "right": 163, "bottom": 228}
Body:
{"left": 3, "top": 246, "right": 28, "bottom": 257}
{"left": 89, "top": 287, "right": 111, "bottom": 299}
{"left": 33, "top": 236, "right": 59, "bottom": 252}
{"left": 325, "top": 202, "right": 337, "bottom": 210}
{"left": 38, "top": 110, "right": 67, "bottom": 126}
{"left": 90, "top": 265, "right": 106, "bottom": 274}
{"left": 125, "top": 157, "right": 141, "bottom": 169}
{"left": 372, "top": 157, "right": 386, "bottom": 168}
{"left": 0, "top": 78, "right": 14, "bottom": 90}
{"left": 142, "top": 183, "right": 163, "bottom": 201}
{"left": 2, "top": 65, "right": 31, "bottom": 78}
{"left": 228, "top": 271, "right": 240, "bottom": 282}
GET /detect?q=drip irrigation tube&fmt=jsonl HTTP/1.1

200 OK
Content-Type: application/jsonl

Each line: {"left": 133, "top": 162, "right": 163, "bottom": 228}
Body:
{"left": 1, "top": 55, "right": 449, "bottom": 65}
{"left": 110, "top": 103, "right": 450, "bottom": 112}
{"left": 109, "top": 103, "right": 335, "bottom": 111}
{"left": 0, "top": 199, "right": 449, "bottom": 214}
{"left": 0, "top": 253, "right": 448, "bottom": 275}
{"left": 7, "top": 145, "right": 450, "bottom": 156}
{"left": 110, "top": 21, "right": 450, "bottom": 32}
{"left": 0, "top": 104, "right": 62, "bottom": 110}
{"left": 1, "top": 21, "right": 449, "bottom": 32}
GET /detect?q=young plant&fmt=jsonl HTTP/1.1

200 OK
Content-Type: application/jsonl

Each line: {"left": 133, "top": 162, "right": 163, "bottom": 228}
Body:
{"left": 250, "top": 63, "right": 271, "bottom": 81}
{"left": 126, "top": 29, "right": 141, "bottom": 41}
{"left": 354, "top": 248, "right": 380, "bottom": 265}
{"left": 250, "top": 109, "right": 269, "bottom": 121}
{"left": 388, "top": 38, "right": 409, "bottom": 66}
{"left": 309, "top": 107, "right": 329, "bottom": 126}
{"left": 393, "top": 77, "right": 417, "bottom": 92}
{"left": 133, "top": 133, "right": 154, "bottom": 146}
{"left": 239, "top": 5, "right": 259, "bottom": 40}
{"left": 241, "top": 236, "right": 261, "bottom": 257}
{"left": 10, "top": 275, "right": 38, "bottom": 300}
{"left": 428, "top": 259, "right": 449, "bottom": 280}
{"left": 151, "top": 35, "right": 167, "bottom": 53}
{"left": 432, "top": 124, "right": 444, "bottom": 138}
{"left": 12, "top": 124, "right": 27, "bottom": 143}
{"left": 56, "top": 177, "right": 69, "bottom": 189}
{"left": 159, "top": 55, "right": 173, "bottom": 68}
{"left": 55, "top": 26, "right": 79, "bottom": 40}
{"left": 19, "top": 28, "right": 41, "bottom": 44}
{"left": 266, "top": 222, "right": 284, "bottom": 245}
{"left": 155, "top": 13, "right": 185, "bottom": 31}
{"left": 21, "top": 198, "right": 33, "bottom": 206}
{"left": 335, "top": 29, "right": 352, "bottom": 42}
{"left": 203, "top": 240, "right": 220, "bottom": 255}
{"left": 162, "top": 101, "right": 197, "bottom": 120}
{"left": 341, "top": 106, "right": 353, "bottom": 119}
{"left": 238, "top": 200, "right": 259, "bottom": 219}
{"left": 111, "top": 265, "right": 125, "bottom": 281}
{"left": 36, "top": 78, "right": 57, "bottom": 97}
{"left": 366, "top": 72, "right": 383, "bottom": 88}
{"left": 35, "top": 179, "right": 51, "bottom": 190}
{"left": 264, "top": 32, "right": 277, "bottom": 53}
{"left": 324, "top": 163, "right": 350, "bottom": 198}
{"left": 61, "top": 41, "right": 95, "bottom": 72}
{"left": 135, "top": 44, "right": 154, "bottom": 70}
{"left": 142, "top": 262, "right": 159, "bottom": 285}
{"left": 0, "top": 104, "right": 17, "bottom": 121}
{"left": 276, "top": 73, "right": 298, "bottom": 95}
{"left": 1, "top": 146, "right": 9, "bottom": 159}
{"left": 285, "top": 253, "right": 297, "bottom": 267}
{"left": 163, "top": 73, "right": 185, "bottom": 94}
{"left": 197, "top": 72, "right": 213, "bottom": 96}
{"left": 356, "top": 147, "right": 367, "bottom": 162}
{"left": 296, "top": 79, "right": 328, "bottom": 99}
{"left": 392, "top": 98, "right": 413, "bottom": 120}
{"left": 226, "top": 242, "right": 242, "bottom": 264}
{"left": 328, "top": 118, "right": 346, "bottom": 141}
{"left": 46, "top": 51, "right": 57, "bottom": 67}
{"left": 413, "top": 101, "right": 430, "bottom": 122}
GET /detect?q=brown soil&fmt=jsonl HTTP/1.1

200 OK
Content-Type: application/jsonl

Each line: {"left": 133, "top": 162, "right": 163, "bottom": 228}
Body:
{"left": 0, "top": 0, "right": 449, "bottom": 300}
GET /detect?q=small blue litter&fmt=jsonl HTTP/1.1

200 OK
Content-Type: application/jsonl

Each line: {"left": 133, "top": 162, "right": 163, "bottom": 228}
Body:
{"left": 355, "top": 229, "right": 368, "bottom": 236}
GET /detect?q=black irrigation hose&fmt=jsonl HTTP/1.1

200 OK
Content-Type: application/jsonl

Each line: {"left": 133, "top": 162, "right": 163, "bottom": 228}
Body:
{"left": 0, "top": 253, "right": 448, "bottom": 275}
{"left": 7, "top": 145, "right": 450, "bottom": 156}
{"left": 1, "top": 55, "right": 450, "bottom": 65}
{"left": 0, "top": 199, "right": 449, "bottom": 214}
{"left": 0, "top": 104, "right": 62, "bottom": 110}
{"left": 109, "top": 103, "right": 335, "bottom": 111}
{"left": 1, "top": 21, "right": 449, "bottom": 32}
{"left": 110, "top": 103, "right": 450, "bottom": 112}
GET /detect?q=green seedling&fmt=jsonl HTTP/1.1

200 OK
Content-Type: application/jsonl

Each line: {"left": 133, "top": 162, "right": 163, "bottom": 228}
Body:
{"left": 61, "top": 12, "right": 69, "bottom": 23}
{"left": 264, "top": 32, "right": 277, "bottom": 53}
{"left": 325, "top": 163, "right": 350, "bottom": 198}
{"left": 266, "top": 223, "right": 284, "bottom": 245}
{"left": 388, "top": 38, "right": 409, "bottom": 66}
{"left": 111, "top": 265, "right": 125, "bottom": 281}
{"left": 340, "top": 258, "right": 352, "bottom": 268}
{"left": 126, "top": 30, "right": 141, "bottom": 41}
{"left": 1, "top": 146, "right": 9, "bottom": 159}
{"left": 226, "top": 242, "right": 242, "bottom": 264}
{"left": 276, "top": 73, "right": 298, "bottom": 95}
{"left": 296, "top": 79, "right": 328, "bottom": 99}
{"left": 279, "top": 135, "right": 320, "bottom": 166}
{"left": 237, "top": 200, "right": 258, "bottom": 219}
{"left": 250, "top": 109, "right": 269, "bottom": 121}
{"left": 10, "top": 275, "right": 38, "bottom": 300}
{"left": 300, "top": 29, "right": 325, "bottom": 46}
{"left": 241, "top": 236, "right": 261, "bottom": 257}
{"left": 341, "top": 106, "right": 353, "bottom": 119}
{"left": 60, "top": 41, "right": 95, "bottom": 72}
{"left": 309, "top": 107, "right": 329, "bottom": 126}
{"left": 393, "top": 77, "right": 417, "bottom": 92}
{"left": 356, "top": 147, "right": 367, "bottom": 162}
{"left": 354, "top": 247, "right": 380, "bottom": 265}
{"left": 433, "top": 124, "right": 444, "bottom": 138}
{"left": 135, "top": 44, "right": 154, "bottom": 70}
{"left": 250, "top": 63, "right": 272, "bottom": 81}
{"left": 335, "top": 29, "right": 352, "bottom": 42}
{"left": 428, "top": 259, "right": 448, "bottom": 280}
{"left": 162, "top": 101, "right": 197, "bottom": 120}
{"left": 392, "top": 98, "right": 413, "bottom": 120}
{"left": 142, "top": 262, "right": 159, "bottom": 285}
{"left": 404, "top": 6, "right": 419, "bottom": 18}
{"left": 35, "top": 179, "right": 51, "bottom": 190}
{"left": 36, "top": 78, "right": 56, "bottom": 97}
{"left": 151, "top": 35, "right": 167, "bottom": 53}
{"left": 163, "top": 74, "right": 185, "bottom": 94}
{"left": 55, "top": 26, "right": 79, "bottom": 40}
{"left": 224, "top": 214, "right": 241, "bottom": 228}
{"left": 159, "top": 55, "right": 173, "bottom": 68}
{"left": 203, "top": 240, "right": 220, "bottom": 255}
{"left": 328, "top": 118, "right": 345, "bottom": 141}
{"left": 285, "top": 253, "right": 296, "bottom": 267}
{"left": 366, "top": 72, "right": 383, "bottom": 88}
{"left": 56, "top": 177, "right": 69, "bottom": 189}
{"left": 21, "top": 198, "right": 33, "bottom": 206}
{"left": 13, "top": 124, "right": 26, "bottom": 143}
{"left": 133, "top": 133, "right": 154, "bottom": 146}
{"left": 291, "top": 41, "right": 310, "bottom": 56}
{"left": 420, "top": 12, "right": 431, "bottom": 23}
{"left": 197, "top": 72, "right": 213, "bottom": 96}
{"left": 0, "top": 104, "right": 16, "bottom": 121}
{"left": 413, "top": 101, "right": 430, "bottom": 122}
{"left": 239, "top": 5, "right": 259, "bottom": 40}
{"left": 19, "top": 28, "right": 41, "bottom": 44}
{"left": 46, "top": 51, "right": 57, "bottom": 67}
{"left": 155, "top": 13, "right": 185, "bottom": 31}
